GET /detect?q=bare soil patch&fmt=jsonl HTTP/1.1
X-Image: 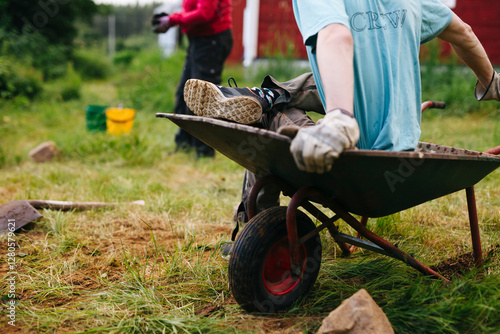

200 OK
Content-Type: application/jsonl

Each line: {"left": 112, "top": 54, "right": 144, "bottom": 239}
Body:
{"left": 431, "top": 244, "right": 500, "bottom": 279}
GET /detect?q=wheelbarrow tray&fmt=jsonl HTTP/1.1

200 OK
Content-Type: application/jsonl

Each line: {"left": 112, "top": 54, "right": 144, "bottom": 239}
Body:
{"left": 156, "top": 113, "right": 500, "bottom": 217}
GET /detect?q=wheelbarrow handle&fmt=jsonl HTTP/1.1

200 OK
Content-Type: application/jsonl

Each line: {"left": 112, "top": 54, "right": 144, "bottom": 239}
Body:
{"left": 421, "top": 101, "right": 446, "bottom": 112}
{"left": 484, "top": 145, "right": 500, "bottom": 155}
{"left": 420, "top": 101, "right": 498, "bottom": 155}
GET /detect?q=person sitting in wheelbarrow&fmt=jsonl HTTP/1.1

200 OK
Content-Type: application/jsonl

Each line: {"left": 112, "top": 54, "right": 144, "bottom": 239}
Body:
{"left": 182, "top": 0, "right": 500, "bottom": 254}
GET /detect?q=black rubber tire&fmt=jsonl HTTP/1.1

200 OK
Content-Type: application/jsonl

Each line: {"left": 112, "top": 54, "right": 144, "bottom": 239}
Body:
{"left": 228, "top": 206, "right": 322, "bottom": 313}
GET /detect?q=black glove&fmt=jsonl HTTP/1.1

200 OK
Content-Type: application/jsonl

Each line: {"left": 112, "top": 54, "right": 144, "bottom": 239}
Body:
{"left": 152, "top": 12, "right": 168, "bottom": 26}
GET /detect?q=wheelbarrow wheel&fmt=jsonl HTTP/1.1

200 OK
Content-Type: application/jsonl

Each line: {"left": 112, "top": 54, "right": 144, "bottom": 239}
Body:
{"left": 228, "top": 206, "right": 322, "bottom": 313}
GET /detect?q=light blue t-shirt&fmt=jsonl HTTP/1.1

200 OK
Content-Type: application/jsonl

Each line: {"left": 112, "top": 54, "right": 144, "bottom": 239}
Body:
{"left": 293, "top": 0, "right": 453, "bottom": 151}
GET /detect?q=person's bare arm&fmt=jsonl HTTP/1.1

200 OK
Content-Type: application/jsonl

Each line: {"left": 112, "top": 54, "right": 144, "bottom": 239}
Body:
{"left": 438, "top": 13, "right": 493, "bottom": 89}
{"left": 290, "top": 23, "right": 359, "bottom": 174}
{"left": 316, "top": 23, "right": 354, "bottom": 113}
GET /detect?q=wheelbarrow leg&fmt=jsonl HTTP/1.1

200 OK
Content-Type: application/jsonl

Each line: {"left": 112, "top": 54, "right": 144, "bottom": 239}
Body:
{"left": 349, "top": 216, "right": 369, "bottom": 252}
{"left": 466, "top": 186, "right": 483, "bottom": 268}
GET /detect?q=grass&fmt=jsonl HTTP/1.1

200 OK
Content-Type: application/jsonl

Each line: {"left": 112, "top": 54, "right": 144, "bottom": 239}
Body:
{"left": 0, "top": 45, "right": 500, "bottom": 333}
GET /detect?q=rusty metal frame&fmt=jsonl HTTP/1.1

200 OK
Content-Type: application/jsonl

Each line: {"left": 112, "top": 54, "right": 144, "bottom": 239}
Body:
{"left": 284, "top": 185, "right": 448, "bottom": 281}
{"left": 246, "top": 174, "right": 491, "bottom": 281}
{"left": 247, "top": 176, "right": 351, "bottom": 260}
{"left": 466, "top": 186, "right": 483, "bottom": 268}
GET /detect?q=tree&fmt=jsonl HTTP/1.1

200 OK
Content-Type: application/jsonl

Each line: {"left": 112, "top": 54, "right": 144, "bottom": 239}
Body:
{"left": 1, "top": 0, "right": 97, "bottom": 46}
{"left": 0, "top": 0, "right": 98, "bottom": 80}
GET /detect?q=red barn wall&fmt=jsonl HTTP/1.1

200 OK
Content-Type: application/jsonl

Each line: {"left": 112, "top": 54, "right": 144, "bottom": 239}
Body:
{"left": 229, "top": 0, "right": 500, "bottom": 65}
{"left": 453, "top": 1, "right": 500, "bottom": 64}
{"left": 256, "top": 0, "right": 306, "bottom": 58}
{"left": 227, "top": 0, "right": 246, "bottom": 63}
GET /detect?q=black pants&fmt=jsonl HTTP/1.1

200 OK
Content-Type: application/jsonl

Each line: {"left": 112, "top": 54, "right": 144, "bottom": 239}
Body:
{"left": 174, "top": 29, "right": 233, "bottom": 156}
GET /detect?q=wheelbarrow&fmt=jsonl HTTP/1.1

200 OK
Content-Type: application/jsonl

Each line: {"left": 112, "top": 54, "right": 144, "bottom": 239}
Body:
{"left": 156, "top": 108, "right": 500, "bottom": 313}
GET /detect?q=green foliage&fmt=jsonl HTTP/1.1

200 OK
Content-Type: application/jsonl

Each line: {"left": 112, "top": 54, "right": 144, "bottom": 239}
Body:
{"left": 72, "top": 48, "right": 112, "bottom": 80}
{"left": 32, "top": 44, "right": 69, "bottom": 80}
{"left": 249, "top": 42, "right": 310, "bottom": 83}
{"left": 116, "top": 48, "right": 185, "bottom": 112}
{"left": 0, "top": 1, "right": 10, "bottom": 28}
{"left": 112, "top": 34, "right": 158, "bottom": 66}
{"left": 59, "top": 64, "right": 82, "bottom": 101}
{"left": 0, "top": 0, "right": 97, "bottom": 81}
{"left": 117, "top": 33, "right": 157, "bottom": 52}
{"left": 113, "top": 50, "right": 136, "bottom": 66}
{"left": 420, "top": 39, "right": 493, "bottom": 115}
{"left": 0, "top": 29, "right": 69, "bottom": 80}
{"left": 0, "top": 57, "right": 43, "bottom": 99}
{"left": 0, "top": 0, "right": 97, "bottom": 46}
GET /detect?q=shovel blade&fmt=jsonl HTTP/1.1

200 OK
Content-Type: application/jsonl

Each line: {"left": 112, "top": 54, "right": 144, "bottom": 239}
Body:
{"left": 0, "top": 200, "right": 43, "bottom": 233}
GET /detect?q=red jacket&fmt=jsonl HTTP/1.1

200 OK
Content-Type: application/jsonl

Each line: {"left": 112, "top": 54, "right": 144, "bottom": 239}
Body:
{"left": 169, "top": 0, "right": 232, "bottom": 37}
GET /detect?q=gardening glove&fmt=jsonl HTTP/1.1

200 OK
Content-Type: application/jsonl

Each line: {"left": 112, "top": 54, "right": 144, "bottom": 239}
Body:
{"left": 475, "top": 71, "right": 500, "bottom": 101}
{"left": 152, "top": 14, "right": 171, "bottom": 34}
{"left": 152, "top": 12, "right": 168, "bottom": 25}
{"left": 290, "top": 109, "right": 359, "bottom": 174}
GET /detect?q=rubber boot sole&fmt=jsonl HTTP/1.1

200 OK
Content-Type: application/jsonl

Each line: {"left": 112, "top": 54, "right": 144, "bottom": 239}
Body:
{"left": 184, "top": 79, "right": 263, "bottom": 124}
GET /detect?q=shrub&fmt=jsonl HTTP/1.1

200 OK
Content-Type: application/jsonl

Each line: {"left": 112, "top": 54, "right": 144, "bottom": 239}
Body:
{"left": 1, "top": 30, "right": 69, "bottom": 80}
{"left": 72, "top": 49, "right": 112, "bottom": 79}
{"left": 113, "top": 50, "right": 136, "bottom": 66}
{"left": 59, "top": 65, "right": 82, "bottom": 101}
{"left": 34, "top": 43, "right": 69, "bottom": 80}
{"left": 0, "top": 57, "right": 43, "bottom": 100}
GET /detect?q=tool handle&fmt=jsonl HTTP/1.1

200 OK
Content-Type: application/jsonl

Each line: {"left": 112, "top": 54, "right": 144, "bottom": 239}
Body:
{"left": 484, "top": 145, "right": 500, "bottom": 155}
{"left": 421, "top": 101, "right": 446, "bottom": 112}
{"left": 27, "top": 200, "right": 144, "bottom": 210}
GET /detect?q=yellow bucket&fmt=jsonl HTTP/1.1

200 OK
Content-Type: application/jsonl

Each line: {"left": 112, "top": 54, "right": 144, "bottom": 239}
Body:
{"left": 105, "top": 107, "right": 135, "bottom": 135}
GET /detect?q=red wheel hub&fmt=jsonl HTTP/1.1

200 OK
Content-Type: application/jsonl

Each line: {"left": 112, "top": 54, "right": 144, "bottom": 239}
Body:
{"left": 262, "top": 237, "right": 306, "bottom": 295}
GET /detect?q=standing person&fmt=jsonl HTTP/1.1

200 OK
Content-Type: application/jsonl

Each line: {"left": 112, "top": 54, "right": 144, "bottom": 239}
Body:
{"left": 183, "top": 0, "right": 499, "bottom": 251}
{"left": 153, "top": 0, "right": 233, "bottom": 158}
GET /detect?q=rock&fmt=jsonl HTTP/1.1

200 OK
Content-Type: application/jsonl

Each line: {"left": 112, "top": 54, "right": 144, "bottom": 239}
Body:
{"left": 29, "top": 141, "right": 59, "bottom": 163}
{"left": 316, "top": 289, "right": 394, "bottom": 334}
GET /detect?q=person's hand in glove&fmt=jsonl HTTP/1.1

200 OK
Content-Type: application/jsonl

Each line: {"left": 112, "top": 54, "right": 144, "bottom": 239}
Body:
{"left": 290, "top": 108, "right": 359, "bottom": 174}
{"left": 475, "top": 71, "right": 500, "bottom": 101}
{"left": 152, "top": 13, "right": 171, "bottom": 34}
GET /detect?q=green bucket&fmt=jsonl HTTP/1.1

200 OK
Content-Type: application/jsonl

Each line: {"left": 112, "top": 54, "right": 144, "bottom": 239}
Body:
{"left": 86, "top": 105, "right": 107, "bottom": 132}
